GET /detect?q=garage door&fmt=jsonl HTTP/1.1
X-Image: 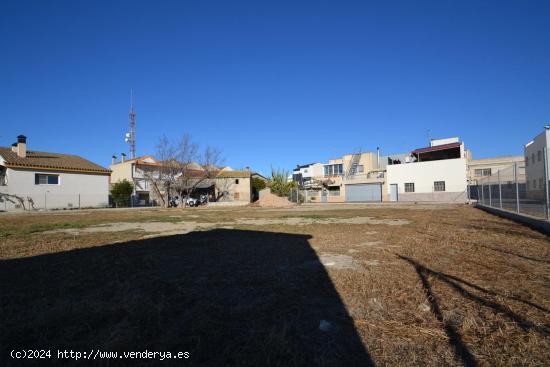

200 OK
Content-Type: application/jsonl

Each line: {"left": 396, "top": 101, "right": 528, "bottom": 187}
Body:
{"left": 345, "top": 183, "right": 382, "bottom": 202}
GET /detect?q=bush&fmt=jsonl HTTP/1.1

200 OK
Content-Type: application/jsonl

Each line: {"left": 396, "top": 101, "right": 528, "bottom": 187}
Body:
{"left": 268, "top": 167, "right": 296, "bottom": 197}
{"left": 110, "top": 179, "right": 134, "bottom": 208}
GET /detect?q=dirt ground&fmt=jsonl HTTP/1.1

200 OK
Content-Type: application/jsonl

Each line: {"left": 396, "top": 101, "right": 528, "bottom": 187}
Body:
{"left": 0, "top": 203, "right": 549, "bottom": 366}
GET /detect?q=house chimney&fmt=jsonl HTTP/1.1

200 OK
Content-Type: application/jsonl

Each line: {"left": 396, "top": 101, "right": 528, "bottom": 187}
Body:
{"left": 112, "top": 155, "right": 117, "bottom": 165}
{"left": 121, "top": 153, "right": 126, "bottom": 163}
{"left": 376, "top": 147, "right": 380, "bottom": 169}
{"left": 16, "top": 135, "right": 27, "bottom": 158}
{"left": 11, "top": 143, "right": 17, "bottom": 153}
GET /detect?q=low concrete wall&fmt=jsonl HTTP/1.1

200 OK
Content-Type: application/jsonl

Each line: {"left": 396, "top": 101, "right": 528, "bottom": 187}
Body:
{"left": 476, "top": 204, "right": 550, "bottom": 235}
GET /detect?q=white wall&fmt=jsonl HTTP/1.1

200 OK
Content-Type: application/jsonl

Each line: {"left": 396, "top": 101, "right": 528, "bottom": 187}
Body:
{"left": 0, "top": 168, "right": 109, "bottom": 210}
{"left": 431, "top": 137, "right": 459, "bottom": 147}
{"left": 524, "top": 129, "right": 549, "bottom": 196}
{"left": 386, "top": 158, "right": 468, "bottom": 194}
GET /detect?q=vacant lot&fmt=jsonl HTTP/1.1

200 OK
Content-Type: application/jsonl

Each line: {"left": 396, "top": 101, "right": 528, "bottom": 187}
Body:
{"left": 1, "top": 204, "right": 549, "bottom": 366}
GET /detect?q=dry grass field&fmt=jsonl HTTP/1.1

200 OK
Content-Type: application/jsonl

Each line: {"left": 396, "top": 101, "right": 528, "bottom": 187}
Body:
{"left": 1, "top": 203, "right": 549, "bottom": 366}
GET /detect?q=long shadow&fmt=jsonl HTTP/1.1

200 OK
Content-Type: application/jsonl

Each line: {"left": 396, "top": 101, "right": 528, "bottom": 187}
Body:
{"left": 398, "top": 256, "right": 478, "bottom": 367}
{"left": 479, "top": 244, "right": 550, "bottom": 265}
{"left": 0, "top": 229, "right": 374, "bottom": 366}
{"left": 422, "top": 257, "right": 549, "bottom": 314}
{"left": 399, "top": 256, "right": 550, "bottom": 348}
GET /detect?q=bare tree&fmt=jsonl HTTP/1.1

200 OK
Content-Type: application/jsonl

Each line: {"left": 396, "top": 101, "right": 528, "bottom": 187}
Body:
{"left": 146, "top": 134, "right": 223, "bottom": 208}
{"left": 174, "top": 136, "right": 223, "bottom": 207}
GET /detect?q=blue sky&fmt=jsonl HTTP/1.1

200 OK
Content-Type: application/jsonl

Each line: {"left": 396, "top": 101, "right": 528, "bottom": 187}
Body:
{"left": 1, "top": 0, "right": 549, "bottom": 176}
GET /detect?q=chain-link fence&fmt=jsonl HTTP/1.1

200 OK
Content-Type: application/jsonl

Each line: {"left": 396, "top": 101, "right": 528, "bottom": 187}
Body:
{"left": 471, "top": 155, "right": 549, "bottom": 220}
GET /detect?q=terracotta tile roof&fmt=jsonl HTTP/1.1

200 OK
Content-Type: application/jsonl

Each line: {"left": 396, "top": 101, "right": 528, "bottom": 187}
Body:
{"left": 216, "top": 170, "right": 251, "bottom": 178}
{"left": 0, "top": 147, "right": 111, "bottom": 175}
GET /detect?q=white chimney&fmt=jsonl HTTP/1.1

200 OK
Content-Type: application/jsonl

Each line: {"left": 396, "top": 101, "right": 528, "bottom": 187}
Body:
{"left": 112, "top": 155, "right": 117, "bottom": 165}
{"left": 16, "top": 135, "right": 27, "bottom": 158}
{"left": 121, "top": 153, "right": 126, "bottom": 163}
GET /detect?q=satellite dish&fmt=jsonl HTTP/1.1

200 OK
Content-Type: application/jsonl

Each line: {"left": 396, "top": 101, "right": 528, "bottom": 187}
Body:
{"left": 125, "top": 132, "right": 131, "bottom": 138}
{"left": 125, "top": 138, "right": 129, "bottom": 142}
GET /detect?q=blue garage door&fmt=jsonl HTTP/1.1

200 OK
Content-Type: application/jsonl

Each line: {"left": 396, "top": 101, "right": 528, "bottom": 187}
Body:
{"left": 345, "top": 184, "right": 382, "bottom": 202}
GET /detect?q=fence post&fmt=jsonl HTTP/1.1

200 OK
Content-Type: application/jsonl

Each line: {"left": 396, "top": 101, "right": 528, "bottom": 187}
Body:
{"left": 481, "top": 183, "right": 484, "bottom": 204}
{"left": 78, "top": 194, "right": 81, "bottom": 209}
{"left": 498, "top": 170, "right": 502, "bottom": 209}
{"left": 544, "top": 147, "right": 550, "bottom": 221}
{"left": 515, "top": 162, "right": 520, "bottom": 213}
{"left": 488, "top": 182, "right": 492, "bottom": 207}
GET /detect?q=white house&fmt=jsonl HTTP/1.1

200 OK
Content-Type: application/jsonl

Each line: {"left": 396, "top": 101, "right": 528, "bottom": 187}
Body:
{"left": 292, "top": 163, "right": 325, "bottom": 188}
{"left": 386, "top": 137, "right": 469, "bottom": 202}
{"left": 0, "top": 135, "right": 110, "bottom": 211}
{"left": 524, "top": 126, "right": 550, "bottom": 199}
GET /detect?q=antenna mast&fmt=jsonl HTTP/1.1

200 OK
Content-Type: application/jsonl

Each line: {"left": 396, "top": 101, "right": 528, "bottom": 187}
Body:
{"left": 126, "top": 90, "right": 136, "bottom": 159}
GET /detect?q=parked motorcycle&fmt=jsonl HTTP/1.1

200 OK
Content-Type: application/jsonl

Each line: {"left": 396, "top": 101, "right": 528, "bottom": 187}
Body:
{"left": 168, "top": 196, "right": 180, "bottom": 208}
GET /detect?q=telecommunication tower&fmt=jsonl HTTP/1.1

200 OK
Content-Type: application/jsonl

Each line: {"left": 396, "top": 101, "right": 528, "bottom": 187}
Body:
{"left": 125, "top": 90, "right": 136, "bottom": 159}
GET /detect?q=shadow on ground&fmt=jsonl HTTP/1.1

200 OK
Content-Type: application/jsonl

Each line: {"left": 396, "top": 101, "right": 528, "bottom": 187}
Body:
{"left": 1, "top": 229, "right": 373, "bottom": 366}
{"left": 399, "top": 255, "right": 550, "bottom": 367}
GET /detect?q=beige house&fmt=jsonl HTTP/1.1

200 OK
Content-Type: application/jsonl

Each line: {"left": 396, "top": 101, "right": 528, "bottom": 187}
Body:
{"left": 297, "top": 151, "right": 387, "bottom": 203}
{"left": 467, "top": 155, "right": 524, "bottom": 186}
{"left": 109, "top": 155, "right": 252, "bottom": 205}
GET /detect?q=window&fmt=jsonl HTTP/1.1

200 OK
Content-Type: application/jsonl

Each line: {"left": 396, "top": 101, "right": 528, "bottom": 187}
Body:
{"left": 324, "top": 164, "right": 343, "bottom": 177}
{"left": 538, "top": 150, "right": 542, "bottom": 162}
{"left": 35, "top": 174, "right": 59, "bottom": 185}
{"left": 235, "top": 179, "right": 239, "bottom": 184}
{"left": 404, "top": 183, "right": 415, "bottom": 192}
{"left": 533, "top": 179, "right": 537, "bottom": 189}
{"left": 474, "top": 168, "right": 491, "bottom": 177}
{"left": 357, "top": 165, "right": 364, "bottom": 173}
{"left": 434, "top": 181, "right": 445, "bottom": 192}
{"left": 532, "top": 153, "right": 535, "bottom": 164}
{"left": 525, "top": 156, "right": 529, "bottom": 166}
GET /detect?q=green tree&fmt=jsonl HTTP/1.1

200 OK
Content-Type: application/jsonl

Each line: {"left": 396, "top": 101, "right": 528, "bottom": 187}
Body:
{"left": 268, "top": 167, "right": 297, "bottom": 197}
{"left": 110, "top": 179, "right": 134, "bottom": 208}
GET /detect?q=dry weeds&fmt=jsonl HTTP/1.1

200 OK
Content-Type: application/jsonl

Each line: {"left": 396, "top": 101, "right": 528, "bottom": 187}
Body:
{"left": 1, "top": 204, "right": 549, "bottom": 366}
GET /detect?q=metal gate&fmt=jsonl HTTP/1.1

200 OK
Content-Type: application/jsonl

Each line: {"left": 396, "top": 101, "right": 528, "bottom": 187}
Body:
{"left": 345, "top": 184, "right": 382, "bottom": 202}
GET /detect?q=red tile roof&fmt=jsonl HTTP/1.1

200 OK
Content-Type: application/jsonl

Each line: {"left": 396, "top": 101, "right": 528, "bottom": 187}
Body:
{"left": 0, "top": 147, "right": 111, "bottom": 175}
{"left": 411, "top": 142, "right": 461, "bottom": 155}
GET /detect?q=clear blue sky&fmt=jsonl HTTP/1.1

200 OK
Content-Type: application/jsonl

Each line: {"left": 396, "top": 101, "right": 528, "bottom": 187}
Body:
{"left": 1, "top": 0, "right": 549, "bottom": 176}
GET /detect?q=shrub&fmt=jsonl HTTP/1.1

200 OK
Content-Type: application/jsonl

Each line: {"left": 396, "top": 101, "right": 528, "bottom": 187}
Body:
{"left": 268, "top": 167, "right": 296, "bottom": 197}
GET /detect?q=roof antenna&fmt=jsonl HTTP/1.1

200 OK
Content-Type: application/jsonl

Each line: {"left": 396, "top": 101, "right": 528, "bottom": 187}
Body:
{"left": 427, "top": 129, "right": 431, "bottom": 144}
{"left": 125, "top": 89, "right": 136, "bottom": 159}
